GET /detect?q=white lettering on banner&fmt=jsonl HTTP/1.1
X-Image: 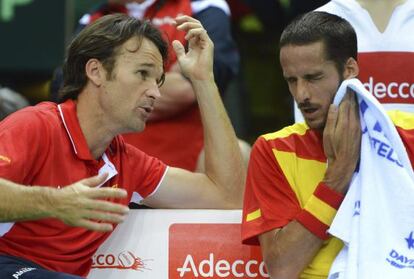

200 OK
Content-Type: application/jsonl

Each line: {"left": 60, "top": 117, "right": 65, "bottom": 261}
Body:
{"left": 363, "top": 77, "right": 414, "bottom": 99}
{"left": 176, "top": 253, "right": 269, "bottom": 278}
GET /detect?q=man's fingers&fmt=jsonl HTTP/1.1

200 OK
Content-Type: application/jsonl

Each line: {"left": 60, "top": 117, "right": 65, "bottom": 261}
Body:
{"left": 323, "top": 104, "right": 338, "bottom": 157}
{"left": 86, "top": 187, "right": 128, "bottom": 200}
{"left": 75, "top": 219, "right": 113, "bottom": 232}
{"left": 325, "top": 104, "right": 338, "bottom": 131}
{"left": 172, "top": 40, "right": 185, "bottom": 59}
{"left": 85, "top": 199, "right": 129, "bottom": 214}
{"left": 337, "top": 91, "right": 353, "bottom": 131}
{"left": 175, "top": 15, "right": 200, "bottom": 25}
{"left": 339, "top": 91, "right": 352, "bottom": 113}
{"left": 176, "top": 22, "right": 202, "bottom": 32}
{"left": 185, "top": 28, "right": 207, "bottom": 41}
{"left": 349, "top": 91, "right": 360, "bottom": 120}
{"left": 79, "top": 173, "right": 108, "bottom": 187}
{"left": 348, "top": 92, "right": 361, "bottom": 140}
{"left": 83, "top": 210, "right": 126, "bottom": 224}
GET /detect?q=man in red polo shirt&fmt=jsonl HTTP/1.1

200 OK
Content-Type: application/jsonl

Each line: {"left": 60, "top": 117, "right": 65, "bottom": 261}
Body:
{"left": 0, "top": 14, "right": 245, "bottom": 278}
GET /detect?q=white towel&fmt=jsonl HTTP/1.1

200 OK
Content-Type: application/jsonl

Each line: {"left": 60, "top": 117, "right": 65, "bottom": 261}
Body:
{"left": 327, "top": 78, "right": 414, "bottom": 279}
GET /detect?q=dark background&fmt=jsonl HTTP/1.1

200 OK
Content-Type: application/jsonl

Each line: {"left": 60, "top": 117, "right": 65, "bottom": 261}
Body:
{"left": 0, "top": 0, "right": 328, "bottom": 142}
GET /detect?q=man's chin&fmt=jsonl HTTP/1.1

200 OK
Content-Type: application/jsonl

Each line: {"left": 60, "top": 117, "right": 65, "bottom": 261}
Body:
{"left": 305, "top": 119, "right": 324, "bottom": 131}
{"left": 134, "top": 123, "right": 145, "bottom": 133}
{"left": 124, "top": 122, "right": 145, "bottom": 134}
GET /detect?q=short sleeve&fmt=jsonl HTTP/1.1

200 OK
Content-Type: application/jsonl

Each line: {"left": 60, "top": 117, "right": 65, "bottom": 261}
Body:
{"left": 241, "top": 136, "right": 301, "bottom": 245}
{"left": 124, "top": 145, "right": 168, "bottom": 202}
{"left": 0, "top": 109, "right": 48, "bottom": 184}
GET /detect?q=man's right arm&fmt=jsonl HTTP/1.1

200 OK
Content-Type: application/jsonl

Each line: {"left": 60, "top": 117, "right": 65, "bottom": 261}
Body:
{"left": 0, "top": 175, "right": 129, "bottom": 232}
{"left": 258, "top": 92, "right": 361, "bottom": 278}
{"left": 0, "top": 110, "right": 130, "bottom": 232}
{"left": 259, "top": 222, "right": 324, "bottom": 278}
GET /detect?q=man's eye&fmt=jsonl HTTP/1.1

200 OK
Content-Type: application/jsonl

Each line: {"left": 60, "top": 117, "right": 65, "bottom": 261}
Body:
{"left": 310, "top": 76, "right": 323, "bottom": 81}
{"left": 138, "top": 70, "right": 148, "bottom": 79}
{"left": 286, "top": 78, "right": 296, "bottom": 84}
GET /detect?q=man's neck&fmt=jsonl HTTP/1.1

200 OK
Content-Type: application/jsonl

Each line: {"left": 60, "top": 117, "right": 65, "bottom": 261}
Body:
{"left": 76, "top": 90, "right": 116, "bottom": 160}
{"left": 357, "top": 0, "right": 407, "bottom": 32}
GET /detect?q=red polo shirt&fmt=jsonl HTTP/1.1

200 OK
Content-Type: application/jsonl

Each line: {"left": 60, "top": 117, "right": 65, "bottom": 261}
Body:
{"left": 0, "top": 100, "right": 168, "bottom": 276}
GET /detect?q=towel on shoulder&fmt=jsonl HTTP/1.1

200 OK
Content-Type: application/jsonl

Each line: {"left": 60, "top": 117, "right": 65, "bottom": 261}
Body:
{"left": 328, "top": 78, "right": 414, "bottom": 279}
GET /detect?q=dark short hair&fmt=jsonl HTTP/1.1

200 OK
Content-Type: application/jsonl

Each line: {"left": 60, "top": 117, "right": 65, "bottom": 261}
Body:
{"left": 59, "top": 13, "right": 169, "bottom": 102}
{"left": 280, "top": 11, "right": 357, "bottom": 73}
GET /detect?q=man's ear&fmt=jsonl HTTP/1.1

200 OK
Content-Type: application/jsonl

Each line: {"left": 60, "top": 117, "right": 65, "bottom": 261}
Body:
{"left": 85, "top": 58, "right": 105, "bottom": 86}
{"left": 343, "top": 57, "right": 359, "bottom": 79}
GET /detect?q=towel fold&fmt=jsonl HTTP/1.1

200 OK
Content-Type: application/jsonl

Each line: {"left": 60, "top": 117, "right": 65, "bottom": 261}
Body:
{"left": 327, "top": 78, "right": 414, "bottom": 279}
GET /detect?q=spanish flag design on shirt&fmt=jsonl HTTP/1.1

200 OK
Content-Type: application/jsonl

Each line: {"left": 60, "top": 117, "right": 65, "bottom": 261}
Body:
{"left": 241, "top": 112, "right": 414, "bottom": 278}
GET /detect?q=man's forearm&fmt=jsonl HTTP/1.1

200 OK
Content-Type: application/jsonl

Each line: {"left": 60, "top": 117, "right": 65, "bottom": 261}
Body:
{"left": 260, "top": 220, "right": 324, "bottom": 278}
{"left": 191, "top": 78, "right": 245, "bottom": 208}
{"left": 0, "top": 178, "right": 52, "bottom": 222}
{"left": 261, "top": 180, "right": 345, "bottom": 277}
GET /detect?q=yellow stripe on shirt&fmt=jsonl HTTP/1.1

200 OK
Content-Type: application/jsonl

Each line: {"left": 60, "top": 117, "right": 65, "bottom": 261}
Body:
{"left": 273, "top": 149, "right": 326, "bottom": 208}
{"left": 246, "top": 208, "right": 261, "bottom": 222}
{"left": 263, "top": 123, "right": 309, "bottom": 140}
{"left": 387, "top": 110, "right": 414, "bottom": 130}
{"left": 304, "top": 195, "right": 337, "bottom": 226}
{"left": 0, "top": 155, "right": 11, "bottom": 163}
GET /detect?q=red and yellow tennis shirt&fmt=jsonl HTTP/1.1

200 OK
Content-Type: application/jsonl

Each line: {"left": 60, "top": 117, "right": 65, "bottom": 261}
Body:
{"left": 242, "top": 111, "right": 414, "bottom": 278}
{"left": 0, "top": 99, "right": 168, "bottom": 276}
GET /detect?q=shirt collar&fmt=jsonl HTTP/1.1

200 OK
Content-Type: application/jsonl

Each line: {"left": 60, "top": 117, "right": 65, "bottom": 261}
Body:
{"left": 58, "top": 99, "right": 126, "bottom": 161}
{"left": 58, "top": 99, "right": 96, "bottom": 160}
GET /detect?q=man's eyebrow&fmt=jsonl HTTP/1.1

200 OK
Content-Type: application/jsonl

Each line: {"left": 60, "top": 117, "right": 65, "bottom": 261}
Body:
{"left": 283, "top": 73, "right": 295, "bottom": 79}
{"left": 304, "top": 71, "right": 323, "bottom": 79}
{"left": 137, "top": 63, "right": 156, "bottom": 68}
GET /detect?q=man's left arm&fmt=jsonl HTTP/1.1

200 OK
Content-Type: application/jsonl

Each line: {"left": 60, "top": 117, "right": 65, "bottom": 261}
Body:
{"left": 142, "top": 16, "right": 245, "bottom": 209}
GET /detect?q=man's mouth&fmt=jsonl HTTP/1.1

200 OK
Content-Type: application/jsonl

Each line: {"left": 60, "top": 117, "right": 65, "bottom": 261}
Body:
{"left": 302, "top": 107, "right": 317, "bottom": 114}
{"left": 141, "top": 106, "right": 153, "bottom": 113}
{"left": 138, "top": 103, "right": 154, "bottom": 113}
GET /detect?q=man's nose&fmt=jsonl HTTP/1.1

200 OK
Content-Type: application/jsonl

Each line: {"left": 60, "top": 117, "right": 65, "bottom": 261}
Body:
{"left": 296, "top": 79, "right": 310, "bottom": 103}
{"left": 146, "top": 82, "right": 161, "bottom": 99}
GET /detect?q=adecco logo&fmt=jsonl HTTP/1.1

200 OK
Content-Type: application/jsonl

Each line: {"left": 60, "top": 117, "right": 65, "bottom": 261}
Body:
{"left": 363, "top": 76, "right": 414, "bottom": 100}
{"left": 91, "top": 251, "right": 151, "bottom": 271}
{"left": 358, "top": 52, "right": 414, "bottom": 104}
{"left": 169, "top": 224, "right": 269, "bottom": 278}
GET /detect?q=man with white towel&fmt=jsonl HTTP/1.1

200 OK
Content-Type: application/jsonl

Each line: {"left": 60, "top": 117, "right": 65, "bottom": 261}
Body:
{"left": 242, "top": 11, "right": 414, "bottom": 278}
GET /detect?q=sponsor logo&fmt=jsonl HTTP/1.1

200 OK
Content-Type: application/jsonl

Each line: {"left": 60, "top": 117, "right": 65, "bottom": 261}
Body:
{"left": 0, "top": 155, "right": 11, "bottom": 164}
{"left": 386, "top": 250, "right": 414, "bottom": 269}
{"left": 12, "top": 267, "right": 36, "bottom": 279}
{"left": 386, "top": 232, "right": 414, "bottom": 269}
{"left": 363, "top": 77, "right": 414, "bottom": 100}
{"left": 360, "top": 101, "right": 403, "bottom": 168}
{"left": 169, "top": 224, "right": 269, "bottom": 278}
{"left": 358, "top": 52, "right": 414, "bottom": 104}
{"left": 406, "top": 232, "right": 414, "bottom": 250}
{"left": 353, "top": 200, "right": 360, "bottom": 217}
{"left": 92, "top": 251, "right": 151, "bottom": 271}
{"left": 176, "top": 253, "right": 269, "bottom": 278}
{"left": 369, "top": 136, "right": 403, "bottom": 167}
